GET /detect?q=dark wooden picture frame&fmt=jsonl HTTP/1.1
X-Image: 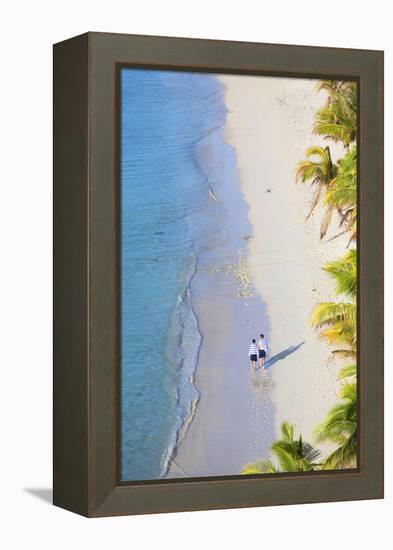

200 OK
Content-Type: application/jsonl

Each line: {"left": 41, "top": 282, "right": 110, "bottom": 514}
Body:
{"left": 53, "top": 32, "right": 384, "bottom": 517}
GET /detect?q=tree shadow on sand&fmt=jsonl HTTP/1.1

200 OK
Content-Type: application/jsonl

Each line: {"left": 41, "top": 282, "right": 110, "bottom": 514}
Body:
{"left": 261, "top": 341, "right": 305, "bottom": 370}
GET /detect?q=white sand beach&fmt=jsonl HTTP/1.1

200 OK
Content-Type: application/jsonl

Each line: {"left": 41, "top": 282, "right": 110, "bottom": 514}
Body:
{"left": 168, "top": 75, "right": 347, "bottom": 478}
{"left": 221, "top": 75, "right": 347, "bottom": 460}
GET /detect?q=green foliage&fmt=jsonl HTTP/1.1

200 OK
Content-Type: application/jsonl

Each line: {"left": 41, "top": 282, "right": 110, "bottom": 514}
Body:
{"left": 310, "top": 302, "right": 356, "bottom": 328}
{"left": 311, "top": 250, "right": 357, "bottom": 359}
{"left": 325, "top": 146, "right": 357, "bottom": 242}
{"left": 314, "top": 383, "right": 357, "bottom": 469}
{"left": 299, "top": 80, "right": 358, "bottom": 470}
{"left": 241, "top": 422, "right": 321, "bottom": 475}
{"left": 324, "top": 249, "right": 357, "bottom": 298}
{"left": 241, "top": 459, "right": 278, "bottom": 475}
{"left": 313, "top": 81, "right": 357, "bottom": 147}
{"left": 325, "top": 146, "right": 357, "bottom": 209}
{"left": 296, "top": 146, "right": 337, "bottom": 238}
{"left": 297, "top": 81, "right": 357, "bottom": 240}
{"left": 338, "top": 364, "right": 357, "bottom": 380}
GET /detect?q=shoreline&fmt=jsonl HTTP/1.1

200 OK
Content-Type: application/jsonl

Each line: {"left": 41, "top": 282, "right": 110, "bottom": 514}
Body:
{"left": 166, "top": 88, "right": 274, "bottom": 478}
{"left": 160, "top": 255, "right": 202, "bottom": 478}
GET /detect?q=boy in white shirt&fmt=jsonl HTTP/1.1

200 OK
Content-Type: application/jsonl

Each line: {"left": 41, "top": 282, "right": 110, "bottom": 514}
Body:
{"left": 258, "top": 333, "right": 269, "bottom": 369}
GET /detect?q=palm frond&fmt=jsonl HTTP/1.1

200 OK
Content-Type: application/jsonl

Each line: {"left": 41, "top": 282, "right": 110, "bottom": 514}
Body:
{"left": 280, "top": 421, "right": 295, "bottom": 443}
{"left": 241, "top": 459, "right": 278, "bottom": 475}
{"left": 325, "top": 178, "right": 356, "bottom": 210}
{"left": 323, "top": 249, "right": 357, "bottom": 298}
{"left": 322, "top": 434, "right": 357, "bottom": 469}
{"left": 313, "top": 95, "right": 357, "bottom": 146}
{"left": 296, "top": 146, "right": 336, "bottom": 184}
{"left": 310, "top": 302, "right": 356, "bottom": 329}
{"left": 340, "top": 382, "right": 357, "bottom": 401}
{"left": 300, "top": 441, "right": 322, "bottom": 464}
{"left": 314, "top": 383, "right": 357, "bottom": 445}
{"left": 338, "top": 364, "right": 357, "bottom": 380}
{"left": 271, "top": 443, "right": 298, "bottom": 472}
{"left": 325, "top": 146, "right": 357, "bottom": 217}
{"left": 272, "top": 422, "right": 321, "bottom": 472}
{"left": 313, "top": 80, "right": 357, "bottom": 149}
{"left": 318, "top": 320, "right": 356, "bottom": 348}
{"left": 305, "top": 145, "right": 331, "bottom": 160}
{"left": 242, "top": 422, "right": 322, "bottom": 474}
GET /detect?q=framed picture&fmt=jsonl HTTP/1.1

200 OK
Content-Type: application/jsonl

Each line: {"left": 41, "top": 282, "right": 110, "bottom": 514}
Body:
{"left": 53, "top": 32, "right": 384, "bottom": 517}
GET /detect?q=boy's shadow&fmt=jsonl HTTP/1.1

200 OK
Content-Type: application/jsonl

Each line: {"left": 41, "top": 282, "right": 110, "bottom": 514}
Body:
{"left": 258, "top": 341, "right": 305, "bottom": 371}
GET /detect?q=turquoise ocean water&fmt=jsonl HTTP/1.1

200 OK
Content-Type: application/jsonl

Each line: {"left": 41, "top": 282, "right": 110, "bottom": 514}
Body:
{"left": 120, "top": 68, "right": 230, "bottom": 481}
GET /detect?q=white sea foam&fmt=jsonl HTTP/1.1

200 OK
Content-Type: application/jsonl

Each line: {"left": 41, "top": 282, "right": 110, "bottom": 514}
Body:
{"left": 160, "top": 254, "right": 202, "bottom": 477}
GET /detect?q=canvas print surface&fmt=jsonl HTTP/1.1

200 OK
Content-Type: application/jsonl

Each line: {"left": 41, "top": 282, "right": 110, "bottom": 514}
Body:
{"left": 119, "top": 69, "right": 357, "bottom": 481}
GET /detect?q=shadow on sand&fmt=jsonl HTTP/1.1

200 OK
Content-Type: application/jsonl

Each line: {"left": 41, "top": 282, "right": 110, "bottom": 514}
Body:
{"left": 261, "top": 341, "right": 305, "bottom": 370}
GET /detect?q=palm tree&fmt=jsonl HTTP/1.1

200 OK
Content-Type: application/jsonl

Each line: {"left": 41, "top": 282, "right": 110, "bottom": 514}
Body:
{"left": 314, "top": 383, "right": 357, "bottom": 469}
{"left": 315, "top": 80, "right": 344, "bottom": 102}
{"left": 311, "top": 249, "right": 357, "bottom": 360}
{"left": 296, "top": 146, "right": 337, "bottom": 239}
{"left": 313, "top": 81, "right": 357, "bottom": 148}
{"left": 295, "top": 80, "right": 358, "bottom": 473}
{"left": 324, "top": 145, "right": 357, "bottom": 243}
{"left": 315, "top": 80, "right": 355, "bottom": 106}
{"left": 310, "top": 302, "right": 356, "bottom": 360}
{"left": 241, "top": 422, "right": 321, "bottom": 474}
{"left": 324, "top": 249, "right": 357, "bottom": 298}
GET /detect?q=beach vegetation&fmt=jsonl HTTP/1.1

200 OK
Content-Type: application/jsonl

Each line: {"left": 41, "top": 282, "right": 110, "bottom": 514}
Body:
{"left": 324, "top": 249, "right": 357, "bottom": 298}
{"left": 310, "top": 248, "right": 358, "bottom": 469}
{"left": 324, "top": 145, "right": 357, "bottom": 243}
{"left": 294, "top": 79, "right": 358, "bottom": 472}
{"left": 241, "top": 459, "right": 278, "bottom": 475}
{"left": 311, "top": 249, "right": 357, "bottom": 360}
{"left": 314, "top": 382, "right": 357, "bottom": 469}
{"left": 338, "top": 363, "right": 357, "bottom": 380}
{"left": 296, "top": 145, "right": 337, "bottom": 239}
{"left": 313, "top": 81, "right": 357, "bottom": 148}
{"left": 241, "top": 422, "right": 321, "bottom": 474}
{"left": 297, "top": 80, "right": 357, "bottom": 240}
{"left": 301, "top": 80, "right": 358, "bottom": 471}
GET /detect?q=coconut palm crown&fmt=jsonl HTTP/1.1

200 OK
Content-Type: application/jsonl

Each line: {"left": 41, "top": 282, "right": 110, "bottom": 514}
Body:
{"left": 241, "top": 422, "right": 321, "bottom": 474}
{"left": 325, "top": 145, "right": 357, "bottom": 243}
{"left": 296, "top": 145, "right": 337, "bottom": 239}
{"left": 313, "top": 81, "right": 357, "bottom": 148}
{"left": 314, "top": 382, "right": 357, "bottom": 469}
{"left": 310, "top": 249, "right": 357, "bottom": 360}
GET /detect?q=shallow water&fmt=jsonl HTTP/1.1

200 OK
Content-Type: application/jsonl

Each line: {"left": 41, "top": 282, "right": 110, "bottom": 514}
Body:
{"left": 120, "top": 68, "right": 230, "bottom": 481}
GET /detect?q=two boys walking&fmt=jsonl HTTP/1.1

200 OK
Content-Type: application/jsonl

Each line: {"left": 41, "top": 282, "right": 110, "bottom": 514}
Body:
{"left": 248, "top": 334, "right": 269, "bottom": 372}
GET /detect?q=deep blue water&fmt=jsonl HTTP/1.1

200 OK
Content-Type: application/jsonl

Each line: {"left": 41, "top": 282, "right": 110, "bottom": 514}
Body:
{"left": 120, "top": 68, "right": 228, "bottom": 481}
